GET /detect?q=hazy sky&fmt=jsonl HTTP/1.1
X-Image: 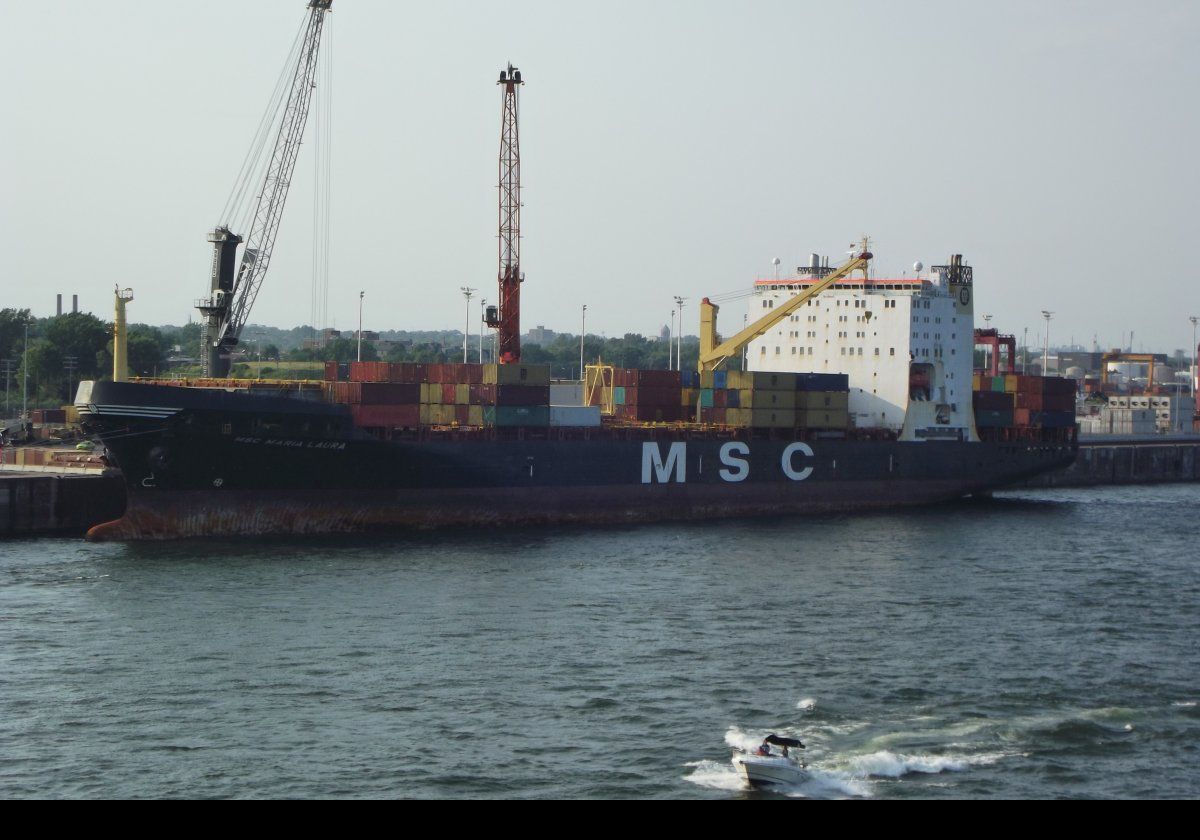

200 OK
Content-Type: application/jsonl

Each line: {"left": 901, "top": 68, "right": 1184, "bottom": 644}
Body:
{"left": 2, "top": 1, "right": 1197, "bottom": 353}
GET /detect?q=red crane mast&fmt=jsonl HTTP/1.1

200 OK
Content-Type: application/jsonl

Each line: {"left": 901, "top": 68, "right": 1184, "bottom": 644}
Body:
{"left": 488, "top": 64, "right": 524, "bottom": 363}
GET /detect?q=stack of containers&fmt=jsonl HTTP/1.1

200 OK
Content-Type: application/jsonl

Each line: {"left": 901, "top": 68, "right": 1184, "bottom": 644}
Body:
{"left": 719, "top": 371, "right": 849, "bottom": 430}
{"left": 695, "top": 369, "right": 730, "bottom": 424}
{"left": 327, "top": 380, "right": 421, "bottom": 428}
{"left": 611, "top": 368, "right": 683, "bottom": 423}
{"left": 481, "top": 363, "right": 552, "bottom": 427}
{"left": 971, "top": 373, "right": 1015, "bottom": 429}
{"left": 972, "top": 373, "right": 1075, "bottom": 429}
{"left": 338, "top": 361, "right": 552, "bottom": 428}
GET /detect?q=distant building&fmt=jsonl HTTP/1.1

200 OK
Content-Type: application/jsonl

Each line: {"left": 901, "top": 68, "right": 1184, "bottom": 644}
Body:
{"left": 526, "top": 325, "right": 556, "bottom": 344}
{"left": 302, "top": 328, "right": 342, "bottom": 350}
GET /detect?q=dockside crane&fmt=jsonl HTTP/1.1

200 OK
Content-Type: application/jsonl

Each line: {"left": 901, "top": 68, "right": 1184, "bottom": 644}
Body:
{"left": 697, "top": 240, "right": 873, "bottom": 372}
{"left": 197, "top": 0, "right": 333, "bottom": 377}
{"left": 484, "top": 64, "right": 524, "bottom": 364}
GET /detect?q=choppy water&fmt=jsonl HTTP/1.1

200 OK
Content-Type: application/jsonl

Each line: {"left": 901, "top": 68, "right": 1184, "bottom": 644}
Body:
{"left": 1, "top": 484, "right": 1197, "bottom": 798}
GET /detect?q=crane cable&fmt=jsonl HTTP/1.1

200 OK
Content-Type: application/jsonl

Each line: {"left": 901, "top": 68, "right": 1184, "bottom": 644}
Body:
{"left": 216, "top": 13, "right": 309, "bottom": 230}
{"left": 310, "top": 15, "right": 333, "bottom": 347}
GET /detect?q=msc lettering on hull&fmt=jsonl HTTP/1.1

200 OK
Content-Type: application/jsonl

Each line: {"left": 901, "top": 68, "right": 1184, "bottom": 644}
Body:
{"left": 640, "top": 442, "right": 815, "bottom": 484}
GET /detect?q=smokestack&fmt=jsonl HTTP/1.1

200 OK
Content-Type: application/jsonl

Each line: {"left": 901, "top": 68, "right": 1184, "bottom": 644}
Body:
{"left": 72, "top": 294, "right": 78, "bottom": 314}
{"left": 57, "top": 294, "right": 62, "bottom": 317}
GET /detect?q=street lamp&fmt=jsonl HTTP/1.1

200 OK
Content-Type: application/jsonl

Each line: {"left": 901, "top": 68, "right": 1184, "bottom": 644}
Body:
{"left": 1041, "top": 310, "right": 1053, "bottom": 376}
{"left": 673, "top": 296, "right": 687, "bottom": 373}
{"left": 667, "top": 308, "right": 674, "bottom": 370}
{"left": 1190, "top": 316, "right": 1198, "bottom": 408}
{"left": 580, "top": 304, "right": 587, "bottom": 381}
{"left": 479, "top": 298, "right": 487, "bottom": 363}
{"left": 460, "top": 287, "right": 476, "bottom": 364}
{"left": 357, "top": 291, "right": 365, "bottom": 362}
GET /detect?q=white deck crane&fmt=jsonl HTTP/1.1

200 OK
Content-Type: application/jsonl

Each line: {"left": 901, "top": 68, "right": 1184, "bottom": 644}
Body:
{"left": 197, "top": 0, "right": 333, "bottom": 377}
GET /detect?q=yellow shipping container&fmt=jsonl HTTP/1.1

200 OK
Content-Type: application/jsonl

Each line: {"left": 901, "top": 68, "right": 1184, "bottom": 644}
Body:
{"left": 467, "top": 405, "right": 484, "bottom": 427}
{"left": 728, "top": 370, "right": 798, "bottom": 390}
{"left": 798, "top": 408, "right": 849, "bottom": 429}
{"left": 751, "top": 408, "right": 797, "bottom": 428}
{"left": 455, "top": 384, "right": 471, "bottom": 405}
{"left": 419, "top": 383, "right": 433, "bottom": 404}
{"left": 483, "top": 363, "right": 552, "bottom": 386}
{"left": 699, "top": 370, "right": 715, "bottom": 389}
{"left": 972, "top": 373, "right": 982, "bottom": 392}
{"left": 742, "top": 389, "right": 797, "bottom": 410}
{"left": 725, "top": 408, "right": 752, "bottom": 427}
{"left": 1004, "top": 374, "right": 1018, "bottom": 393}
{"left": 796, "top": 391, "right": 849, "bottom": 410}
{"left": 419, "top": 404, "right": 432, "bottom": 424}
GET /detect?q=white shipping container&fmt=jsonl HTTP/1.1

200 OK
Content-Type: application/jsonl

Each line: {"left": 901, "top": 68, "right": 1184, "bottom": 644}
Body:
{"left": 550, "top": 382, "right": 584, "bottom": 406}
{"left": 549, "top": 405, "right": 601, "bottom": 427}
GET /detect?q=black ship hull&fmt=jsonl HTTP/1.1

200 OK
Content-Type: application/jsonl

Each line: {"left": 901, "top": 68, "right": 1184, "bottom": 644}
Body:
{"left": 78, "top": 381, "right": 1077, "bottom": 540}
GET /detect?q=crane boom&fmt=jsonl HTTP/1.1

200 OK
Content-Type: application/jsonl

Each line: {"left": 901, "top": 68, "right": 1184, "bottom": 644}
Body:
{"left": 698, "top": 242, "right": 872, "bottom": 372}
{"left": 199, "top": 0, "right": 332, "bottom": 377}
{"left": 484, "top": 64, "right": 524, "bottom": 364}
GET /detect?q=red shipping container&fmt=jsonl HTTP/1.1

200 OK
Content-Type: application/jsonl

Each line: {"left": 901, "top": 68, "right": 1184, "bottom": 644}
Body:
{"left": 636, "top": 369, "right": 682, "bottom": 389}
{"left": 464, "top": 364, "right": 483, "bottom": 385}
{"left": 478, "top": 384, "right": 496, "bottom": 404}
{"left": 383, "top": 362, "right": 426, "bottom": 384}
{"left": 350, "top": 361, "right": 389, "bottom": 382}
{"left": 713, "top": 389, "right": 728, "bottom": 408}
{"left": 351, "top": 404, "right": 420, "bottom": 427}
{"left": 324, "top": 361, "right": 339, "bottom": 381}
{"left": 1043, "top": 393, "right": 1074, "bottom": 412}
{"left": 1042, "top": 377, "right": 1076, "bottom": 397}
{"left": 455, "top": 405, "right": 470, "bottom": 425}
{"left": 360, "top": 382, "right": 420, "bottom": 405}
{"left": 441, "top": 383, "right": 457, "bottom": 403}
{"left": 1015, "top": 392, "right": 1043, "bottom": 411}
{"left": 700, "top": 407, "right": 727, "bottom": 424}
{"left": 637, "top": 386, "right": 679, "bottom": 406}
{"left": 468, "top": 383, "right": 483, "bottom": 404}
{"left": 1014, "top": 408, "right": 1032, "bottom": 427}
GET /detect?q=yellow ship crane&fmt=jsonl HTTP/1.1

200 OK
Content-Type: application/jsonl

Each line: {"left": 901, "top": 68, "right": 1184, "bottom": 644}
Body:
{"left": 697, "top": 240, "right": 873, "bottom": 372}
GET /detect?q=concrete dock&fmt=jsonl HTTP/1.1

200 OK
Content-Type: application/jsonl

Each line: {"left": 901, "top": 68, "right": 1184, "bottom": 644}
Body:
{"left": 0, "top": 468, "right": 126, "bottom": 537}
{"left": 1022, "top": 435, "right": 1200, "bottom": 488}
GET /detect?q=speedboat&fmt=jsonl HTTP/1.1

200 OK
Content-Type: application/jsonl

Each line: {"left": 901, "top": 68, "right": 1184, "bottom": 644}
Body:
{"left": 732, "top": 734, "right": 807, "bottom": 788}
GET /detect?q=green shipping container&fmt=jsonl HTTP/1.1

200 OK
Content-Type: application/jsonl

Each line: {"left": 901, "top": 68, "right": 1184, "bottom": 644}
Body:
{"left": 483, "top": 406, "right": 551, "bottom": 427}
{"left": 700, "top": 389, "right": 714, "bottom": 408}
{"left": 614, "top": 386, "right": 626, "bottom": 405}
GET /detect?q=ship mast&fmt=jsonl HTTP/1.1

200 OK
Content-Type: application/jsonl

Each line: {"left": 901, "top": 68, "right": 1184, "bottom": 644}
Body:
{"left": 487, "top": 64, "right": 524, "bottom": 364}
{"left": 198, "top": 0, "right": 333, "bottom": 377}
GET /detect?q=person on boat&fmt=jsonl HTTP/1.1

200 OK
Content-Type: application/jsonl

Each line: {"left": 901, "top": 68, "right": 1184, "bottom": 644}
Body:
{"left": 756, "top": 740, "right": 771, "bottom": 756}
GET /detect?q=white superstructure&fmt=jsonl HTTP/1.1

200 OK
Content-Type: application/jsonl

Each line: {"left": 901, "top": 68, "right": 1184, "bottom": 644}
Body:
{"left": 747, "top": 254, "right": 978, "bottom": 441}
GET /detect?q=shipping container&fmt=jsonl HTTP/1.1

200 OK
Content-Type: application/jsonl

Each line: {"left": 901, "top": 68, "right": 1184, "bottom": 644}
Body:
{"left": 741, "top": 389, "right": 798, "bottom": 410}
{"left": 351, "top": 404, "right": 420, "bottom": 428}
{"left": 549, "top": 405, "right": 602, "bottom": 427}
{"left": 492, "top": 385, "right": 551, "bottom": 406}
{"left": 483, "top": 405, "right": 551, "bottom": 427}
{"left": 751, "top": 408, "right": 796, "bottom": 428}
{"left": 483, "top": 363, "right": 552, "bottom": 386}
{"left": 798, "top": 408, "right": 849, "bottom": 430}
{"left": 793, "top": 372, "right": 849, "bottom": 392}
{"left": 797, "top": 391, "right": 849, "bottom": 411}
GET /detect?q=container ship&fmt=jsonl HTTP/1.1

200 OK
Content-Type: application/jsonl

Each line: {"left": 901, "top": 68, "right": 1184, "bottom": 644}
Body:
{"left": 76, "top": 252, "right": 1077, "bottom": 540}
{"left": 72, "top": 3, "right": 1075, "bottom": 539}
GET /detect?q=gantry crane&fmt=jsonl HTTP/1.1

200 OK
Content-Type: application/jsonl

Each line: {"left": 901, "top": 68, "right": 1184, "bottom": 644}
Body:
{"left": 1100, "top": 350, "right": 1159, "bottom": 393}
{"left": 484, "top": 64, "right": 524, "bottom": 364}
{"left": 697, "top": 240, "right": 873, "bottom": 372}
{"left": 197, "top": 1, "right": 333, "bottom": 377}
